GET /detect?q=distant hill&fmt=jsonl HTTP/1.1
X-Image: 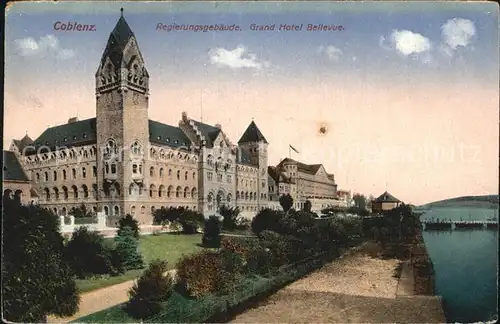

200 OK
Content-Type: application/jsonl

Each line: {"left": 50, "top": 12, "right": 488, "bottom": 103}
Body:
{"left": 417, "top": 195, "right": 499, "bottom": 209}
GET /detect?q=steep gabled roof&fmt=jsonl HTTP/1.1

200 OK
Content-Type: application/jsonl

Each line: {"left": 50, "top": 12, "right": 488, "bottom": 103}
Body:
{"left": 99, "top": 14, "right": 135, "bottom": 69}
{"left": 3, "top": 151, "right": 29, "bottom": 182}
{"left": 27, "top": 118, "right": 97, "bottom": 155}
{"left": 268, "top": 166, "right": 294, "bottom": 184}
{"left": 12, "top": 134, "right": 34, "bottom": 152}
{"left": 278, "top": 158, "right": 323, "bottom": 175}
{"left": 189, "top": 119, "right": 222, "bottom": 148}
{"left": 374, "top": 191, "right": 401, "bottom": 203}
{"left": 238, "top": 121, "right": 268, "bottom": 144}
{"left": 149, "top": 120, "right": 192, "bottom": 149}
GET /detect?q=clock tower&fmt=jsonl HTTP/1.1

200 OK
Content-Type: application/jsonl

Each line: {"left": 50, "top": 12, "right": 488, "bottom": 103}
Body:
{"left": 95, "top": 9, "right": 150, "bottom": 225}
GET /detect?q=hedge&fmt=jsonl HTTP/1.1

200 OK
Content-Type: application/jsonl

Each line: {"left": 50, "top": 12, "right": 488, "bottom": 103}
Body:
{"left": 73, "top": 250, "right": 336, "bottom": 323}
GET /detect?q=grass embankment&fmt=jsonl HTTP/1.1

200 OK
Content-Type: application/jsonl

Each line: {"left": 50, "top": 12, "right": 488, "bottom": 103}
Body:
{"left": 76, "top": 233, "right": 203, "bottom": 293}
{"left": 73, "top": 251, "right": 336, "bottom": 323}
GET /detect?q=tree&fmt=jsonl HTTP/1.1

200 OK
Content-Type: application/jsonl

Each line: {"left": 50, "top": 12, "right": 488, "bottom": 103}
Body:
{"left": 219, "top": 205, "right": 240, "bottom": 231}
{"left": 2, "top": 197, "right": 80, "bottom": 322}
{"left": 303, "top": 200, "right": 312, "bottom": 213}
{"left": 114, "top": 227, "right": 144, "bottom": 271}
{"left": 178, "top": 210, "right": 205, "bottom": 234}
{"left": 352, "top": 193, "right": 367, "bottom": 210}
{"left": 126, "top": 260, "right": 174, "bottom": 319}
{"left": 70, "top": 203, "right": 94, "bottom": 218}
{"left": 117, "top": 214, "right": 140, "bottom": 239}
{"left": 152, "top": 206, "right": 186, "bottom": 226}
{"left": 202, "top": 216, "right": 222, "bottom": 248}
{"left": 279, "top": 193, "right": 294, "bottom": 212}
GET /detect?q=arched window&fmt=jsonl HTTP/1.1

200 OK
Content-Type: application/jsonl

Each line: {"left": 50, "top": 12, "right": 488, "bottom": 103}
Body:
{"left": 176, "top": 170, "right": 180, "bottom": 180}
{"left": 132, "top": 164, "right": 138, "bottom": 174}
{"left": 149, "top": 184, "right": 156, "bottom": 198}
{"left": 207, "top": 192, "right": 214, "bottom": 211}
{"left": 82, "top": 167, "right": 87, "bottom": 178}
{"left": 53, "top": 171, "right": 57, "bottom": 181}
{"left": 245, "top": 192, "right": 249, "bottom": 200}
{"left": 72, "top": 168, "right": 77, "bottom": 179}
{"left": 53, "top": 187, "right": 59, "bottom": 200}
{"left": 207, "top": 155, "right": 214, "bottom": 167}
{"left": 93, "top": 166, "right": 97, "bottom": 177}
{"left": 168, "top": 169, "right": 172, "bottom": 177}
{"left": 236, "top": 191, "right": 240, "bottom": 200}
{"left": 141, "top": 206, "right": 145, "bottom": 214}
{"left": 151, "top": 206, "right": 156, "bottom": 214}
{"left": 159, "top": 168, "right": 164, "bottom": 177}
{"left": 61, "top": 207, "right": 67, "bottom": 216}
{"left": 62, "top": 170, "right": 67, "bottom": 180}
{"left": 184, "top": 187, "right": 189, "bottom": 198}
{"left": 82, "top": 185, "right": 89, "bottom": 198}
{"left": 129, "top": 183, "right": 139, "bottom": 196}
{"left": 176, "top": 186, "right": 182, "bottom": 198}
{"left": 131, "top": 141, "right": 142, "bottom": 155}
{"left": 111, "top": 164, "right": 116, "bottom": 174}
{"left": 36, "top": 173, "right": 40, "bottom": 182}
{"left": 93, "top": 184, "right": 98, "bottom": 198}
{"left": 131, "top": 205, "right": 136, "bottom": 215}
{"left": 184, "top": 171, "right": 188, "bottom": 180}
{"left": 192, "top": 171, "right": 196, "bottom": 180}
{"left": 44, "top": 188, "right": 50, "bottom": 201}
{"left": 114, "top": 206, "right": 119, "bottom": 216}
{"left": 53, "top": 207, "right": 58, "bottom": 215}
{"left": 105, "top": 163, "right": 109, "bottom": 174}
{"left": 105, "top": 139, "right": 117, "bottom": 155}
{"left": 104, "top": 206, "right": 109, "bottom": 216}
{"left": 227, "top": 193, "right": 232, "bottom": 203}
{"left": 167, "top": 185, "right": 173, "bottom": 198}
{"left": 191, "top": 188, "right": 197, "bottom": 199}
{"left": 150, "top": 166, "right": 155, "bottom": 177}
{"left": 72, "top": 185, "right": 78, "bottom": 199}
{"left": 44, "top": 172, "right": 49, "bottom": 182}
{"left": 62, "top": 186, "right": 69, "bottom": 200}
{"left": 158, "top": 185, "right": 165, "bottom": 198}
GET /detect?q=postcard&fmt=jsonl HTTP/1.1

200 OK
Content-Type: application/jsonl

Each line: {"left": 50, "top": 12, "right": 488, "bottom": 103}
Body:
{"left": 3, "top": 1, "right": 498, "bottom": 323}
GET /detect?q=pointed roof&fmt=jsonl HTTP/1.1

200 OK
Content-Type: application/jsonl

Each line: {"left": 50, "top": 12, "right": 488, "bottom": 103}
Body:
{"left": 238, "top": 121, "right": 268, "bottom": 144}
{"left": 3, "top": 151, "right": 29, "bottom": 182}
{"left": 374, "top": 191, "right": 401, "bottom": 203}
{"left": 100, "top": 10, "right": 136, "bottom": 68}
{"left": 13, "top": 134, "right": 34, "bottom": 152}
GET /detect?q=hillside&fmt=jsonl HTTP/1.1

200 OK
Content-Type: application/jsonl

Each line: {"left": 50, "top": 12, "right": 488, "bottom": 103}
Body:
{"left": 418, "top": 195, "right": 499, "bottom": 209}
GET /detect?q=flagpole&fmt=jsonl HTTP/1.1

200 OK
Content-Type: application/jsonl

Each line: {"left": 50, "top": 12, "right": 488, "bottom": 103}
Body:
{"left": 289, "top": 145, "right": 291, "bottom": 158}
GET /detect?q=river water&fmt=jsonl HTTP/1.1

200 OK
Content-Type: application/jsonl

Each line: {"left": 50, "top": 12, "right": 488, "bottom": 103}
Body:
{"left": 421, "top": 207, "right": 498, "bottom": 322}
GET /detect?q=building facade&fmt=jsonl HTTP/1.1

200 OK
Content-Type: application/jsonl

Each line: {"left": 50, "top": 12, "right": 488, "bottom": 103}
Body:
{"left": 268, "top": 158, "right": 338, "bottom": 212}
{"left": 4, "top": 13, "right": 269, "bottom": 225}
{"left": 3, "top": 12, "right": 340, "bottom": 224}
{"left": 371, "top": 191, "right": 402, "bottom": 213}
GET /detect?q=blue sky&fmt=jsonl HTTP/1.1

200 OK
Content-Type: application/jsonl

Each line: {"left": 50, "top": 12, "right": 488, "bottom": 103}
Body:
{"left": 5, "top": 1, "right": 499, "bottom": 86}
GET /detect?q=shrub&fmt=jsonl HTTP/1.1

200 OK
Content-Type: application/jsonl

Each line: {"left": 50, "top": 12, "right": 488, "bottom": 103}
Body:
{"left": 117, "top": 214, "right": 140, "bottom": 239}
{"left": 126, "top": 260, "right": 174, "bottom": 319}
{"left": 303, "top": 200, "right": 312, "bottom": 212}
{"left": 279, "top": 193, "right": 294, "bottom": 212}
{"left": 70, "top": 203, "right": 95, "bottom": 218}
{"left": 251, "top": 208, "right": 284, "bottom": 235}
{"left": 168, "top": 220, "right": 183, "bottom": 233}
{"left": 219, "top": 205, "right": 240, "bottom": 231}
{"left": 176, "top": 250, "right": 241, "bottom": 298}
{"left": 64, "top": 227, "right": 122, "bottom": 278}
{"left": 114, "top": 227, "right": 144, "bottom": 271}
{"left": 235, "top": 217, "right": 251, "bottom": 231}
{"left": 202, "top": 215, "right": 222, "bottom": 248}
{"left": 178, "top": 210, "right": 204, "bottom": 234}
{"left": 221, "top": 236, "right": 272, "bottom": 275}
{"left": 2, "top": 197, "right": 80, "bottom": 322}
{"left": 258, "top": 230, "right": 297, "bottom": 267}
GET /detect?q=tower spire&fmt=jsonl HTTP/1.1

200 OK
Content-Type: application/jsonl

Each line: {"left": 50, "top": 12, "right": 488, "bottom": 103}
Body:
{"left": 120, "top": 7, "right": 124, "bottom": 17}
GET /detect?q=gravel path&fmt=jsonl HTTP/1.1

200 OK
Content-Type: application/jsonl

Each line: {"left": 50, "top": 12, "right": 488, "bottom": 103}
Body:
{"left": 47, "top": 270, "right": 176, "bottom": 323}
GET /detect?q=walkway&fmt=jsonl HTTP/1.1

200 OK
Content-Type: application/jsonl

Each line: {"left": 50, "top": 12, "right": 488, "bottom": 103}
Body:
{"left": 232, "top": 245, "right": 446, "bottom": 323}
{"left": 47, "top": 270, "right": 176, "bottom": 323}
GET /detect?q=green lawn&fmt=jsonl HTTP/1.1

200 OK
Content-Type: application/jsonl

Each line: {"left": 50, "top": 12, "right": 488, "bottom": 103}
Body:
{"left": 76, "top": 233, "right": 203, "bottom": 293}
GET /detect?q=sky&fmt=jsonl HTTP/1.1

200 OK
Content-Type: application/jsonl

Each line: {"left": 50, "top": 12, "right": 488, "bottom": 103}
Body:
{"left": 4, "top": 1, "right": 499, "bottom": 205}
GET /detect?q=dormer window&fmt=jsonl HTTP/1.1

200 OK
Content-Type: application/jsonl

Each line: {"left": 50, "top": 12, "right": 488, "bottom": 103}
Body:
{"left": 174, "top": 140, "right": 178, "bottom": 144}
{"left": 166, "top": 138, "right": 170, "bottom": 142}
{"left": 73, "top": 136, "right": 77, "bottom": 140}
{"left": 157, "top": 136, "right": 161, "bottom": 140}
{"left": 64, "top": 138, "right": 67, "bottom": 142}
{"left": 83, "top": 133, "right": 87, "bottom": 138}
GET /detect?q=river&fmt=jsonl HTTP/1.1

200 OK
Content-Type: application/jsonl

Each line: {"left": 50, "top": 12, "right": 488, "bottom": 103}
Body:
{"left": 421, "top": 207, "right": 498, "bottom": 322}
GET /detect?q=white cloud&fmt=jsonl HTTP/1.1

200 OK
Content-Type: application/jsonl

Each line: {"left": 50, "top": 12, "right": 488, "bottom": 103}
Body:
{"left": 389, "top": 30, "right": 431, "bottom": 56}
{"left": 208, "top": 45, "right": 267, "bottom": 69}
{"left": 14, "top": 34, "right": 76, "bottom": 59}
{"left": 318, "top": 45, "right": 343, "bottom": 61}
{"left": 441, "top": 18, "right": 476, "bottom": 50}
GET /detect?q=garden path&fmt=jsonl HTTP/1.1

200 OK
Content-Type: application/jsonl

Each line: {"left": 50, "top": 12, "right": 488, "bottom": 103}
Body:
{"left": 47, "top": 269, "right": 177, "bottom": 323}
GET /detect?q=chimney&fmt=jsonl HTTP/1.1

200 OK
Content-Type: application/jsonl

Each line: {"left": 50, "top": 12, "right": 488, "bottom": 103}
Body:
{"left": 67, "top": 117, "right": 79, "bottom": 124}
{"left": 215, "top": 123, "right": 222, "bottom": 129}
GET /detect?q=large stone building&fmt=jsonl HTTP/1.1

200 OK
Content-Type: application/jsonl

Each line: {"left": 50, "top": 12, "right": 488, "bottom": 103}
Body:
{"left": 3, "top": 11, "right": 340, "bottom": 224}
{"left": 4, "top": 12, "right": 270, "bottom": 225}
{"left": 267, "top": 158, "right": 338, "bottom": 212}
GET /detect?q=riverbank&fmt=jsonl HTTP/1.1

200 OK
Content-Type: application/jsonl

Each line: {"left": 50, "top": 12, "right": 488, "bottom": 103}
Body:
{"left": 232, "top": 242, "right": 446, "bottom": 323}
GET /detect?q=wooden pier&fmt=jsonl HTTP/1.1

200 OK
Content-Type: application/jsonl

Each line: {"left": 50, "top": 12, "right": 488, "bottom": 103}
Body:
{"left": 423, "top": 220, "right": 498, "bottom": 231}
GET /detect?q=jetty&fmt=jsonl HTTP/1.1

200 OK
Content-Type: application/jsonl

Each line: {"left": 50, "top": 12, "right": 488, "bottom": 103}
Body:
{"left": 422, "top": 220, "right": 498, "bottom": 231}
